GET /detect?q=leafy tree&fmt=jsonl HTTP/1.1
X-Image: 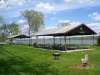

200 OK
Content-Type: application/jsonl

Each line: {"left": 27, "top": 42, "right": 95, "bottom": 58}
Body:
{"left": 0, "top": 15, "right": 4, "bottom": 24}
{"left": 0, "top": 15, "right": 5, "bottom": 41}
{"left": 0, "top": 22, "right": 20, "bottom": 42}
{"left": 21, "top": 9, "right": 44, "bottom": 34}
{"left": 0, "top": 24, "right": 8, "bottom": 41}
{"left": 57, "top": 22, "right": 70, "bottom": 27}
{"left": 21, "top": 9, "right": 44, "bottom": 45}
{"left": 8, "top": 22, "right": 20, "bottom": 36}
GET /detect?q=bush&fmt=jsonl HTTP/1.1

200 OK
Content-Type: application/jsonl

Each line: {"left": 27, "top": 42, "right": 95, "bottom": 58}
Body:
{"left": 97, "top": 36, "right": 100, "bottom": 45}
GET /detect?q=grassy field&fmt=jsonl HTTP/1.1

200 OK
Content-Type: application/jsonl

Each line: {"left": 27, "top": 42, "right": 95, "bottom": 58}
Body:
{"left": 0, "top": 44, "right": 100, "bottom": 75}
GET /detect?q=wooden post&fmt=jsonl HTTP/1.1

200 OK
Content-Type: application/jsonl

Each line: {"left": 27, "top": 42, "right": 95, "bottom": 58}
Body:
{"left": 93, "top": 35, "right": 94, "bottom": 49}
{"left": 53, "top": 36, "right": 55, "bottom": 49}
{"left": 81, "top": 35, "right": 83, "bottom": 49}
{"left": 44, "top": 36, "right": 45, "bottom": 47}
{"left": 64, "top": 36, "right": 67, "bottom": 51}
{"left": 60, "top": 36, "right": 62, "bottom": 50}
{"left": 69, "top": 36, "right": 70, "bottom": 47}
{"left": 60, "top": 36, "right": 61, "bottom": 45}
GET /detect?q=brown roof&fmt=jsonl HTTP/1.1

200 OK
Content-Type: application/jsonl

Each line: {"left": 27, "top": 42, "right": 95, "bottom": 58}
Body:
{"left": 33, "top": 23, "right": 96, "bottom": 36}
{"left": 8, "top": 34, "right": 31, "bottom": 38}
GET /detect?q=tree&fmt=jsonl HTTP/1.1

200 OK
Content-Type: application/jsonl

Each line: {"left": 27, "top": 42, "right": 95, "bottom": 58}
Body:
{"left": 0, "top": 15, "right": 5, "bottom": 41}
{"left": 0, "top": 22, "right": 20, "bottom": 42}
{"left": 0, "top": 24, "right": 8, "bottom": 41}
{"left": 0, "top": 15, "right": 4, "bottom": 24}
{"left": 8, "top": 22, "right": 20, "bottom": 36}
{"left": 21, "top": 9, "right": 44, "bottom": 45}
{"left": 57, "top": 22, "right": 70, "bottom": 27}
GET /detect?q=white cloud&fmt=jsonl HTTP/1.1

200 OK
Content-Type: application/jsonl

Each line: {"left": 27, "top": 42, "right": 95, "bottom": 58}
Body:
{"left": 0, "top": 0, "right": 7, "bottom": 9}
{"left": 10, "top": 22, "right": 13, "bottom": 24}
{"left": 71, "top": 22, "right": 81, "bottom": 25}
{"left": 87, "top": 23, "right": 100, "bottom": 27}
{"left": 89, "top": 12, "right": 100, "bottom": 20}
{"left": 59, "top": 20, "right": 70, "bottom": 23}
{"left": 50, "top": 0, "right": 97, "bottom": 12}
{"left": 51, "top": 17, "right": 55, "bottom": 20}
{"left": 64, "top": 0, "right": 72, "bottom": 2}
{"left": 1, "top": 0, "right": 100, "bottom": 16}
{"left": 6, "top": 0, "right": 27, "bottom": 6}
{"left": 18, "top": 20, "right": 26, "bottom": 24}
{"left": 45, "top": 27, "right": 56, "bottom": 29}
{"left": 52, "top": 12, "right": 57, "bottom": 14}
{"left": 87, "top": 23, "right": 100, "bottom": 33}
{"left": 0, "top": 0, "right": 29, "bottom": 10}
{"left": 0, "top": 0, "right": 6, "bottom": 5}
{"left": 19, "top": 23, "right": 29, "bottom": 34}
{"left": 64, "top": 0, "right": 94, "bottom": 4}
{"left": 36, "top": 2, "right": 54, "bottom": 11}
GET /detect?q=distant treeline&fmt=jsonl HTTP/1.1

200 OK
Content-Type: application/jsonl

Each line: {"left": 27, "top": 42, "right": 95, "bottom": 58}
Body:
{"left": 40, "top": 36, "right": 99, "bottom": 40}
{"left": 67, "top": 36, "right": 98, "bottom": 40}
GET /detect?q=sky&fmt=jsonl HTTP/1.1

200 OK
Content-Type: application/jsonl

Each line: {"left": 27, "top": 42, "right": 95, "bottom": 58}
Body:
{"left": 0, "top": 0, "right": 100, "bottom": 35}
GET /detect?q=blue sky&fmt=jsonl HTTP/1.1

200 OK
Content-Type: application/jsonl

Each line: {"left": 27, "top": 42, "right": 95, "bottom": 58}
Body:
{"left": 0, "top": 0, "right": 100, "bottom": 34}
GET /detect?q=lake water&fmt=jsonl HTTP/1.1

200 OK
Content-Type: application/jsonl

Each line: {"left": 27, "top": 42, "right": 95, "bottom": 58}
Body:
{"left": 15, "top": 39, "right": 97, "bottom": 45}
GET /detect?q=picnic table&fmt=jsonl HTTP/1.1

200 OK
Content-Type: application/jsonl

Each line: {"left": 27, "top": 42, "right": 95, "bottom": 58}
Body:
{"left": 53, "top": 52, "right": 61, "bottom": 59}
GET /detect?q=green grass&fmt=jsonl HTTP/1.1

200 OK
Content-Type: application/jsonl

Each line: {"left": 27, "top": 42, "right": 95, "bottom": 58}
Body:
{"left": 0, "top": 44, "right": 100, "bottom": 75}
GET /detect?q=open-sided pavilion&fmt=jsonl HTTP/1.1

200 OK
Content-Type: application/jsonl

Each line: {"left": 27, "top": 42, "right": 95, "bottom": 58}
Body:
{"left": 33, "top": 23, "right": 96, "bottom": 51}
{"left": 8, "top": 34, "right": 30, "bottom": 38}
{"left": 7, "top": 34, "right": 31, "bottom": 45}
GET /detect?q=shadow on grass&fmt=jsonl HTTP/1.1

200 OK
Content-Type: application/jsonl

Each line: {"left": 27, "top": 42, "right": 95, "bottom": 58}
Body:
{"left": 0, "top": 57, "right": 59, "bottom": 75}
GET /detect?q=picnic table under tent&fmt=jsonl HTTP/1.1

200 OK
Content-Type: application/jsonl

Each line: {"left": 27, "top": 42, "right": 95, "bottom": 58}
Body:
{"left": 32, "top": 23, "right": 96, "bottom": 51}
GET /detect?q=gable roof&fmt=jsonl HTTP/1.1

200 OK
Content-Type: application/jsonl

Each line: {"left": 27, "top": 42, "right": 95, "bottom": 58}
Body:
{"left": 33, "top": 23, "right": 96, "bottom": 36}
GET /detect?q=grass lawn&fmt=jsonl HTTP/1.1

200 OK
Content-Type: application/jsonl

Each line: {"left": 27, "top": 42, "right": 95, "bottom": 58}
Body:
{"left": 0, "top": 44, "right": 100, "bottom": 75}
